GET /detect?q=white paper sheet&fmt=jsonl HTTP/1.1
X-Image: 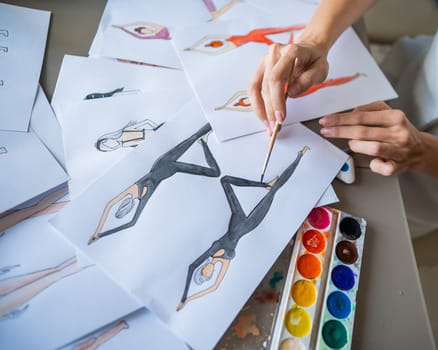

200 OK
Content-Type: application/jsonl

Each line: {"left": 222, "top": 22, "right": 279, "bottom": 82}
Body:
{"left": 52, "top": 99, "right": 347, "bottom": 349}
{"left": 51, "top": 55, "right": 192, "bottom": 118}
{"left": 172, "top": 11, "right": 397, "bottom": 141}
{"left": 88, "top": 0, "right": 264, "bottom": 68}
{"left": 0, "top": 215, "right": 139, "bottom": 350}
{"left": 0, "top": 123, "right": 68, "bottom": 213}
{"left": 30, "top": 86, "right": 67, "bottom": 170}
{"left": 0, "top": 3, "right": 50, "bottom": 131}
{"left": 58, "top": 92, "right": 189, "bottom": 198}
{"left": 59, "top": 308, "right": 188, "bottom": 350}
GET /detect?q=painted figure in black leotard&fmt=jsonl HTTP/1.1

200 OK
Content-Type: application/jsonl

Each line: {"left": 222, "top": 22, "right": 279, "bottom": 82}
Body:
{"left": 89, "top": 123, "right": 220, "bottom": 245}
{"left": 177, "top": 146, "right": 309, "bottom": 311}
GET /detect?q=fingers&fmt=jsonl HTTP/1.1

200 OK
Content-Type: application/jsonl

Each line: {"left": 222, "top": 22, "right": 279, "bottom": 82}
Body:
{"left": 262, "top": 44, "right": 282, "bottom": 128}
{"left": 320, "top": 124, "right": 394, "bottom": 142}
{"left": 320, "top": 109, "right": 405, "bottom": 128}
{"left": 287, "top": 59, "right": 328, "bottom": 97}
{"left": 369, "top": 158, "right": 399, "bottom": 176}
{"left": 352, "top": 101, "right": 390, "bottom": 112}
{"left": 248, "top": 56, "right": 269, "bottom": 130}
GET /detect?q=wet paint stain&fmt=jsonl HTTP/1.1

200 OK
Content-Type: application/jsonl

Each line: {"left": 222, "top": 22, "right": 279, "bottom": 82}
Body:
{"left": 254, "top": 291, "right": 280, "bottom": 304}
{"left": 233, "top": 314, "right": 261, "bottom": 339}
{"left": 269, "top": 271, "right": 284, "bottom": 289}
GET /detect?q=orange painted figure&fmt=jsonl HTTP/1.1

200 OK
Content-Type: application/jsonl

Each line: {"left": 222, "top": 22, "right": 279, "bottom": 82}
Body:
{"left": 186, "top": 24, "right": 306, "bottom": 55}
{"left": 297, "top": 72, "right": 365, "bottom": 97}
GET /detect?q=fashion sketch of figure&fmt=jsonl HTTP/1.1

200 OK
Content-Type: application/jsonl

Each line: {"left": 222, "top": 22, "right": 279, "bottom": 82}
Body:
{"left": 215, "top": 90, "right": 254, "bottom": 112}
{"left": 112, "top": 22, "right": 170, "bottom": 40}
{"left": 89, "top": 123, "right": 221, "bottom": 245}
{"left": 0, "top": 147, "right": 7, "bottom": 155}
{"left": 68, "top": 320, "right": 129, "bottom": 350}
{"left": 95, "top": 119, "right": 165, "bottom": 152}
{"left": 84, "top": 87, "right": 124, "bottom": 100}
{"left": 177, "top": 146, "right": 309, "bottom": 311}
{"left": 0, "top": 257, "right": 85, "bottom": 320}
{"left": 215, "top": 73, "right": 365, "bottom": 113}
{"left": 185, "top": 24, "right": 305, "bottom": 55}
{"left": 0, "top": 29, "right": 8, "bottom": 37}
{"left": 203, "top": 0, "right": 240, "bottom": 21}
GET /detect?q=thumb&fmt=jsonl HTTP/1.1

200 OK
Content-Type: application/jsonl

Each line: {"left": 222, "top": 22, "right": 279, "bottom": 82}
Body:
{"left": 370, "top": 158, "right": 398, "bottom": 176}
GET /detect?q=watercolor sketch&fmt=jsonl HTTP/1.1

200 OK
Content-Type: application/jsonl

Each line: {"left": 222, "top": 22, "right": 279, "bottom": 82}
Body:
{"left": 112, "top": 21, "right": 170, "bottom": 40}
{"left": 204, "top": 0, "right": 240, "bottom": 21}
{"left": 185, "top": 24, "right": 305, "bottom": 55}
{"left": 95, "top": 119, "right": 165, "bottom": 152}
{"left": 215, "top": 73, "right": 365, "bottom": 112}
{"left": 68, "top": 320, "right": 129, "bottom": 350}
{"left": 0, "top": 257, "right": 84, "bottom": 320}
{"left": 215, "top": 90, "right": 253, "bottom": 112}
{"left": 88, "top": 123, "right": 221, "bottom": 245}
{"left": 0, "top": 147, "right": 7, "bottom": 155}
{"left": 178, "top": 146, "right": 309, "bottom": 310}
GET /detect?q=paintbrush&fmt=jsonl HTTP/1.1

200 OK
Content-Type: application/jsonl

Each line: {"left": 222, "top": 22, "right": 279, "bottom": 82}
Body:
{"left": 260, "top": 57, "right": 298, "bottom": 183}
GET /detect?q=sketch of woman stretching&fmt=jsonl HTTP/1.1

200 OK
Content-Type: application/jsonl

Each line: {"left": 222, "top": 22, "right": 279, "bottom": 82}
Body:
{"left": 177, "top": 146, "right": 309, "bottom": 311}
{"left": 95, "top": 119, "right": 165, "bottom": 152}
{"left": 185, "top": 24, "right": 305, "bottom": 55}
{"left": 0, "top": 257, "right": 84, "bottom": 320}
{"left": 112, "top": 22, "right": 170, "bottom": 40}
{"left": 89, "top": 124, "right": 221, "bottom": 245}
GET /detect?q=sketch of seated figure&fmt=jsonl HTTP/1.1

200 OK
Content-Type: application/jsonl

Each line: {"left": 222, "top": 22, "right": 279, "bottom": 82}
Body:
{"left": 0, "top": 257, "right": 84, "bottom": 320}
{"left": 203, "top": 0, "right": 240, "bottom": 21}
{"left": 95, "top": 119, "right": 165, "bottom": 152}
{"left": 89, "top": 123, "right": 221, "bottom": 245}
{"left": 185, "top": 24, "right": 305, "bottom": 55}
{"left": 177, "top": 146, "right": 309, "bottom": 311}
{"left": 112, "top": 21, "right": 170, "bottom": 40}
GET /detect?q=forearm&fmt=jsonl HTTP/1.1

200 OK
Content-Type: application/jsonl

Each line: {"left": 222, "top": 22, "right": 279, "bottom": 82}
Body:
{"left": 415, "top": 132, "right": 438, "bottom": 177}
{"left": 298, "top": 0, "right": 377, "bottom": 51}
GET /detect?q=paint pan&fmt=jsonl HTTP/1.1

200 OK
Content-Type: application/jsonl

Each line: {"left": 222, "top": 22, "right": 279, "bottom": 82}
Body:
{"left": 270, "top": 207, "right": 339, "bottom": 349}
{"left": 315, "top": 212, "right": 366, "bottom": 350}
{"left": 269, "top": 207, "right": 366, "bottom": 350}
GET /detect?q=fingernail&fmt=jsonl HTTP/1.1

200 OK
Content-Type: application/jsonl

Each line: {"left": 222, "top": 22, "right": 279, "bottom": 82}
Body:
{"left": 319, "top": 117, "right": 326, "bottom": 125}
{"left": 275, "top": 110, "right": 284, "bottom": 124}
{"left": 320, "top": 128, "right": 333, "bottom": 137}
{"left": 269, "top": 120, "right": 276, "bottom": 130}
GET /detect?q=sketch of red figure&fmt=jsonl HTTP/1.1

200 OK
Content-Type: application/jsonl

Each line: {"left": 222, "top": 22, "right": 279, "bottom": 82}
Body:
{"left": 186, "top": 24, "right": 305, "bottom": 55}
{"left": 216, "top": 73, "right": 365, "bottom": 112}
{"left": 215, "top": 91, "right": 253, "bottom": 112}
{"left": 0, "top": 257, "right": 85, "bottom": 320}
{"left": 178, "top": 146, "right": 309, "bottom": 311}
{"left": 203, "top": 0, "right": 240, "bottom": 21}
{"left": 112, "top": 22, "right": 170, "bottom": 40}
{"left": 69, "top": 320, "right": 129, "bottom": 350}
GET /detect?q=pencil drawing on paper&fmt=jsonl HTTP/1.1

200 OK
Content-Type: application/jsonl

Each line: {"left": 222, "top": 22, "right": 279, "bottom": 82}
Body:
{"left": 215, "top": 73, "right": 365, "bottom": 113}
{"left": 65, "top": 320, "right": 129, "bottom": 350}
{"left": 0, "top": 46, "right": 7, "bottom": 53}
{"left": 215, "top": 91, "right": 253, "bottom": 112}
{"left": 203, "top": 0, "right": 240, "bottom": 21}
{"left": 95, "top": 119, "right": 165, "bottom": 152}
{"left": 89, "top": 123, "right": 221, "bottom": 245}
{"left": 0, "top": 147, "right": 7, "bottom": 155}
{"left": 177, "top": 146, "right": 309, "bottom": 311}
{"left": 0, "top": 29, "right": 8, "bottom": 37}
{"left": 185, "top": 24, "right": 305, "bottom": 55}
{"left": 112, "top": 21, "right": 170, "bottom": 40}
{"left": 84, "top": 87, "right": 124, "bottom": 100}
{"left": 0, "top": 257, "right": 85, "bottom": 321}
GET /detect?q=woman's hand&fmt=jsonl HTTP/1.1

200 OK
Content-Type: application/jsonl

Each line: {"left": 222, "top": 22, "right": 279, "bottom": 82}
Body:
{"left": 319, "top": 101, "right": 428, "bottom": 176}
{"left": 248, "top": 40, "right": 329, "bottom": 132}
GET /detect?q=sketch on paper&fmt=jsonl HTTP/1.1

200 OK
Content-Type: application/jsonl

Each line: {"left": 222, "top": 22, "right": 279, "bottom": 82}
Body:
{"left": 215, "top": 90, "right": 253, "bottom": 112}
{"left": 112, "top": 22, "right": 170, "bottom": 40}
{"left": 0, "top": 264, "right": 19, "bottom": 276}
{"left": 0, "top": 80, "right": 4, "bottom": 86}
{"left": 203, "top": 0, "right": 240, "bottom": 21}
{"left": 177, "top": 146, "right": 309, "bottom": 311}
{"left": 95, "top": 119, "right": 165, "bottom": 152}
{"left": 0, "top": 257, "right": 85, "bottom": 320}
{"left": 84, "top": 87, "right": 124, "bottom": 100}
{"left": 68, "top": 320, "right": 129, "bottom": 350}
{"left": 88, "top": 124, "right": 221, "bottom": 245}
{"left": 215, "top": 73, "right": 365, "bottom": 113}
{"left": 0, "top": 29, "right": 8, "bottom": 37}
{"left": 0, "top": 147, "right": 7, "bottom": 155}
{"left": 185, "top": 24, "right": 305, "bottom": 55}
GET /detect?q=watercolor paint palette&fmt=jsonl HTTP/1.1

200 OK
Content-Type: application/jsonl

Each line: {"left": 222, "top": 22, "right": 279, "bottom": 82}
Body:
{"left": 270, "top": 206, "right": 366, "bottom": 350}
